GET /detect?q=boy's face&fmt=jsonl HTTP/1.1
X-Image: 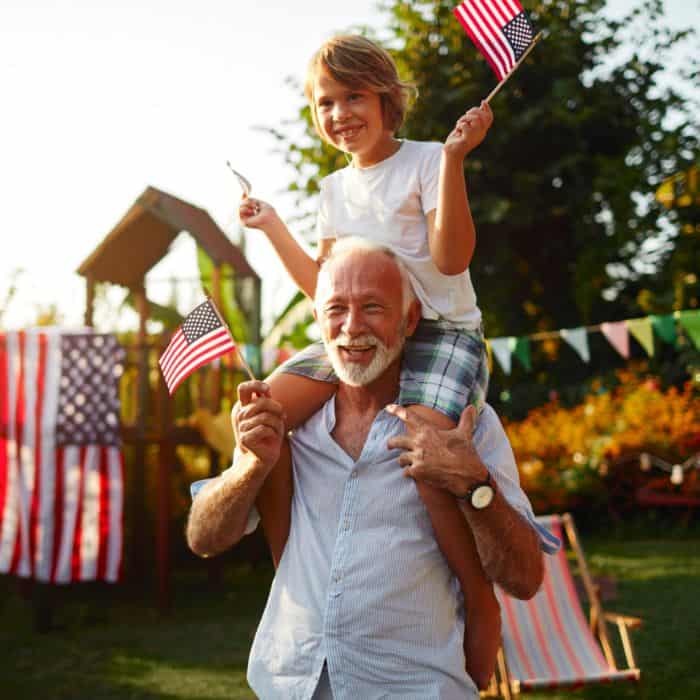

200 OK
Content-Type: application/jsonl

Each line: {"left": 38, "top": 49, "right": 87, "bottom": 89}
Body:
{"left": 313, "top": 68, "right": 393, "bottom": 162}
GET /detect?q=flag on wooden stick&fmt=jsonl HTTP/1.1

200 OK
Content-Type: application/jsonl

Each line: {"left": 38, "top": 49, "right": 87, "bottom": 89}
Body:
{"left": 454, "top": 0, "right": 536, "bottom": 81}
{"left": 159, "top": 299, "right": 238, "bottom": 394}
{"left": 0, "top": 330, "right": 124, "bottom": 583}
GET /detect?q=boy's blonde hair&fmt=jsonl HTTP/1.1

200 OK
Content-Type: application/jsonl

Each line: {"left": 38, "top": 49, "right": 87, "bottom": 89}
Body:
{"left": 304, "top": 35, "right": 416, "bottom": 138}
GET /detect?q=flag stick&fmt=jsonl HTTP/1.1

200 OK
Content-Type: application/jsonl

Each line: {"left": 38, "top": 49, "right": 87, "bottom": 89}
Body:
{"left": 484, "top": 31, "right": 544, "bottom": 104}
{"left": 208, "top": 297, "right": 257, "bottom": 380}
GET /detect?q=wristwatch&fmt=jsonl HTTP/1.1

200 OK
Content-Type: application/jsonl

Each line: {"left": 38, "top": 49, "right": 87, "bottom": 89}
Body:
{"left": 458, "top": 472, "right": 495, "bottom": 510}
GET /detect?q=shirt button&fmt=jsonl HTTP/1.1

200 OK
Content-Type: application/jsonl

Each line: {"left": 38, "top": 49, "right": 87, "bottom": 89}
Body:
{"left": 334, "top": 574, "right": 341, "bottom": 583}
{"left": 351, "top": 471, "right": 358, "bottom": 479}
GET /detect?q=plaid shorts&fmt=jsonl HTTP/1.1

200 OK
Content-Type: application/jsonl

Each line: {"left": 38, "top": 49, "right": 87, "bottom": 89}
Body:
{"left": 278, "top": 319, "right": 489, "bottom": 424}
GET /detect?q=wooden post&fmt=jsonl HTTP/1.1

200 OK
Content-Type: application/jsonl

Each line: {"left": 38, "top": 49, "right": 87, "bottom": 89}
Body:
{"left": 208, "top": 263, "right": 224, "bottom": 586}
{"left": 130, "top": 286, "right": 150, "bottom": 585}
{"left": 84, "top": 276, "right": 95, "bottom": 327}
{"left": 157, "top": 351, "right": 173, "bottom": 614}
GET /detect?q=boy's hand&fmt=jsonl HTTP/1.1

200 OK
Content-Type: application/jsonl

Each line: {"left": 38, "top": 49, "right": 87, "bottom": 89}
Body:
{"left": 239, "top": 196, "right": 279, "bottom": 231}
{"left": 444, "top": 101, "right": 493, "bottom": 159}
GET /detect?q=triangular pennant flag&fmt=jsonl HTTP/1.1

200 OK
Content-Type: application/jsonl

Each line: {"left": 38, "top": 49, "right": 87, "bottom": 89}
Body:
{"left": 509, "top": 336, "right": 531, "bottom": 371}
{"left": 601, "top": 321, "right": 630, "bottom": 358}
{"left": 262, "top": 347, "right": 278, "bottom": 373}
{"left": 650, "top": 314, "right": 677, "bottom": 346}
{"left": 677, "top": 310, "right": 700, "bottom": 350}
{"left": 626, "top": 317, "right": 655, "bottom": 357}
{"left": 560, "top": 327, "right": 590, "bottom": 363}
{"left": 489, "top": 337, "right": 513, "bottom": 375}
{"left": 484, "top": 339, "right": 494, "bottom": 374}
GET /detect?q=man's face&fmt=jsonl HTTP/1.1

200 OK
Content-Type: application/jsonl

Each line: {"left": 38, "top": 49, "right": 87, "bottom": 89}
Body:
{"left": 315, "top": 251, "right": 418, "bottom": 387}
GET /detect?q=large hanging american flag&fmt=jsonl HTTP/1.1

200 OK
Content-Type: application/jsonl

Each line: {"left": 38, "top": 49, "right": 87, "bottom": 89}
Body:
{"left": 0, "top": 330, "right": 124, "bottom": 583}
{"left": 159, "top": 299, "right": 236, "bottom": 395}
{"left": 454, "top": 0, "right": 535, "bottom": 81}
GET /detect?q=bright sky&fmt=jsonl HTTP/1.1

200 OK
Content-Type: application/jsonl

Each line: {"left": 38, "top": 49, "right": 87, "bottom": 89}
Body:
{"left": 1, "top": 0, "right": 697, "bottom": 333}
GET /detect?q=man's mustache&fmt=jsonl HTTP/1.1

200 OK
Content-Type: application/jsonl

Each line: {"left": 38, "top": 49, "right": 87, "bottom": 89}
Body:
{"left": 329, "top": 334, "right": 381, "bottom": 349}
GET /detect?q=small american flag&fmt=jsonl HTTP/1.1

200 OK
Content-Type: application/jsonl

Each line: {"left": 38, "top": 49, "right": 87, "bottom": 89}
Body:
{"left": 159, "top": 299, "right": 236, "bottom": 395}
{"left": 454, "top": 0, "right": 535, "bottom": 81}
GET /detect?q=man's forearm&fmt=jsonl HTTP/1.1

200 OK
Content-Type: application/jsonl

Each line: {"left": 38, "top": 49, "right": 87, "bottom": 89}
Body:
{"left": 460, "top": 493, "right": 543, "bottom": 599}
{"left": 186, "top": 451, "right": 270, "bottom": 558}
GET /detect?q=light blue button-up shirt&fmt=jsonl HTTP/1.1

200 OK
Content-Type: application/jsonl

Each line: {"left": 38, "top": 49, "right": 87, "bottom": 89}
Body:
{"left": 222, "top": 400, "right": 558, "bottom": 700}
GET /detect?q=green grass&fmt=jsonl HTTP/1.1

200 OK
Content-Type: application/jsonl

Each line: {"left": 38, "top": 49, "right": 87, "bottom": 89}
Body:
{"left": 1, "top": 537, "right": 698, "bottom": 700}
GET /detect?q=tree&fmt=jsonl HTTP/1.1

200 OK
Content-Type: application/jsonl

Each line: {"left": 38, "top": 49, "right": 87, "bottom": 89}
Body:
{"left": 268, "top": 0, "right": 699, "bottom": 413}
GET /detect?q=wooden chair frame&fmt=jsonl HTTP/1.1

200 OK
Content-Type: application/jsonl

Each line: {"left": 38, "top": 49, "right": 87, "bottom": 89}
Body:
{"left": 482, "top": 513, "right": 642, "bottom": 698}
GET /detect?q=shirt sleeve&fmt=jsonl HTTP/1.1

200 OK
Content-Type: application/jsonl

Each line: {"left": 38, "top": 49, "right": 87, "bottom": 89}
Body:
{"left": 418, "top": 142, "right": 443, "bottom": 215}
{"left": 189, "top": 450, "right": 261, "bottom": 536}
{"left": 316, "top": 176, "right": 335, "bottom": 242}
{"left": 472, "top": 405, "right": 560, "bottom": 554}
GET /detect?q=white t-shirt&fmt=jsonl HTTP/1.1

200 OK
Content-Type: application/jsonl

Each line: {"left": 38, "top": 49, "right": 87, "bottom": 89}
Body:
{"left": 316, "top": 139, "right": 481, "bottom": 329}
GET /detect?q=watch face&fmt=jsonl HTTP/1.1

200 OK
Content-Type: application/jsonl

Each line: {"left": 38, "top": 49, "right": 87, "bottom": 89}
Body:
{"left": 471, "top": 484, "right": 494, "bottom": 509}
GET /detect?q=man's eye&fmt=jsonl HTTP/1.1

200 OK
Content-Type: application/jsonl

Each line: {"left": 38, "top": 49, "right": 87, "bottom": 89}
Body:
{"left": 365, "top": 304, "right": 383, "bottom": 312}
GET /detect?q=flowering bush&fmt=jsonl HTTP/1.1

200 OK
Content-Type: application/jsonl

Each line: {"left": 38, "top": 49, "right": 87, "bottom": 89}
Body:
{"left": 504, "top": 369, "right": 700, "bottom": 513}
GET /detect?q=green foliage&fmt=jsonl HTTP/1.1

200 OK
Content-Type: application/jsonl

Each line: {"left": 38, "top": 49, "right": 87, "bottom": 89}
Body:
{"left": 196, "top": 245, "right": 250, "bottom": 342}
{"left": 122, "top": 291, "right": 184, "bottom": 328}
{"left": 268, "top": 0, "right": 699, "bottom": 413}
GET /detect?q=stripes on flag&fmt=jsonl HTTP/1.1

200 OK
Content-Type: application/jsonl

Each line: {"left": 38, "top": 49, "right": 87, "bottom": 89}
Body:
{"left": 0, "top": 330, "right": 124, "bottom": 584}
{"left": 454, "top": 0, "right": 535, "bottom": 81}
{"left": 159, "top": 299, "right": 236, "bottom": 395}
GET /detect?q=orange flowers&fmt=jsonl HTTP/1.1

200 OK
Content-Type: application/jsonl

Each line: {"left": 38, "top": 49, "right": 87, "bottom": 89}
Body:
{"left": 504, "top": 368, "right": 700, "bottom": 511}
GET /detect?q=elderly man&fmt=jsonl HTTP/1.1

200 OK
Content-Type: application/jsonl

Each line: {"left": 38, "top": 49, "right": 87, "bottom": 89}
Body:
{"left": 187, "top": 238, "right": 558, "bottom": 700}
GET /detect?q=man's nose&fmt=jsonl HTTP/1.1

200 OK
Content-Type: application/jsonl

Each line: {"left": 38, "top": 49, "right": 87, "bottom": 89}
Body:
{"left": 341, "top": 307, "right": 366, "bottom": 335}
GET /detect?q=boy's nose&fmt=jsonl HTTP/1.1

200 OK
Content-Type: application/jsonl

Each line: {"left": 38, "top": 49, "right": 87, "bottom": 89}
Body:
{"left": 333, "top": 102, "right": 350, "bottom": 121}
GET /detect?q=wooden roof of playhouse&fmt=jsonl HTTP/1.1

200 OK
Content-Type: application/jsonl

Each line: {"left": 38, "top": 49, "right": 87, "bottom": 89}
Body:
{"left": 77, "top": 186, "right": 258, "bottom": 288}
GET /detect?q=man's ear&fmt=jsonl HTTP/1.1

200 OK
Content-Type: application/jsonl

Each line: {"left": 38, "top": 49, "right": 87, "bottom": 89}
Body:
{"left": 404, "top": 300, "right": 421, "bottom": 337}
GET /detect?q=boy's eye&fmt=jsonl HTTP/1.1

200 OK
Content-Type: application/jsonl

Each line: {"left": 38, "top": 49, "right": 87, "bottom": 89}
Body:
{"left": 348, "top": 93, "right": 362, "bottom": 102}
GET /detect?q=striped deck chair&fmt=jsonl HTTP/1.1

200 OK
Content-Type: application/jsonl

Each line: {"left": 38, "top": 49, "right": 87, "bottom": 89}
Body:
{"left": 486, "top": 513, "right": 641, "bottom": 698}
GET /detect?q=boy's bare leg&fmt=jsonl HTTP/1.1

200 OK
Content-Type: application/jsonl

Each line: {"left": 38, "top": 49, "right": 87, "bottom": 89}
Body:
{"left": 256, "top": 439, "right": 293, "bottom": 568}
{"left": 408, "top": 405, "right": 501, "bottom": 690}
{"left": 250, "top": 373, "right": 336, "bottom": 566}
{"left": 266, "top": 371, "right": 337, "bottom": 429}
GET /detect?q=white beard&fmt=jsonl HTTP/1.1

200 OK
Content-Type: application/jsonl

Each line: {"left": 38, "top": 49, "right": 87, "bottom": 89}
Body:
{"left": 325, "top": 330, "right": 404, "bottom": 387}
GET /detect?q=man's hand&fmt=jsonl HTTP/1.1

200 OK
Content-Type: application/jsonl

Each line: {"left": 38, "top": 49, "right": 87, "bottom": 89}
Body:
{"left": 232, "top": 380, "right": 286, "bottom": 472}
{"left": 385, "top": 404, "right": 488, "bottom": 496}
{"left": 443, "top": 101, "right": 493, "bottom": 160}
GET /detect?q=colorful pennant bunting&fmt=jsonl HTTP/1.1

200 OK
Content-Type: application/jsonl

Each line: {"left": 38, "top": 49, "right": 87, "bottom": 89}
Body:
{"left": 626, "top": 317, "right": 655, "bottom": 357}
{"left": 601, "top": 322, "right": 630, "bottom": 359}
{"left": 650, "top": 314, "right": 677, "bottom": 346}
{"left": 560, "top": 327, "right": 590, "bottom": 363}
{"left": 490, "top": 337, "right": 514, "bottom": 375}
{"left": 677, "top": 310, "right": 700, "bottom": 350}
{"left": 510, "top": 336, "right": 531, "bottom": 371}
